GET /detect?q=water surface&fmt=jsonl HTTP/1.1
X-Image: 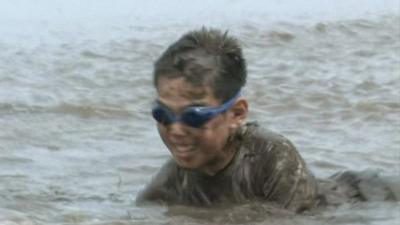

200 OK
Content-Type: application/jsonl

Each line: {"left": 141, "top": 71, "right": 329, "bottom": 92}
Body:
{"left": 0, "top": 1, "right": 399, "bottom": 224}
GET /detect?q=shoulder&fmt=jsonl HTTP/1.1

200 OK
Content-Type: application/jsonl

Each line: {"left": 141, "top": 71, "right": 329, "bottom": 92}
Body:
{"left": 234, "top": 122, "right": 318, "bottom": 211}
{"left": 237, "top": 122, "right": 298, "bottom": 159}
{"left": 233, "top": 122, "right": 305, "bottom": 190}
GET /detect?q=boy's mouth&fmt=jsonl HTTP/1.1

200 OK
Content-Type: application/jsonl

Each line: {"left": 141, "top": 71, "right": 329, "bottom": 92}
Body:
{"left": 175, "top": 145, "right": 195, "bottom": 153}
{"left": 172, "top": 144, "right": 197, "bottom": 159}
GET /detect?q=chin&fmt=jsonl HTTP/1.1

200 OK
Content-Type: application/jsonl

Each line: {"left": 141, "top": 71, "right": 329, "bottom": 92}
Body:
{"left": 174, "top": 157, "right": 200, "bottom": 170}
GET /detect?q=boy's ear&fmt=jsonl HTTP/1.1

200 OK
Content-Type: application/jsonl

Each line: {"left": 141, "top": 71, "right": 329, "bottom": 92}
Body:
{"left": 229, "top": 97, "right": 248, "bottom": 130}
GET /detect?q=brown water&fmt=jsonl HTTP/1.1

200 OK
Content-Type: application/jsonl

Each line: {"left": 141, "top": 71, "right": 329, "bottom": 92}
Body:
{"left": 0, "top": 1, "right": 399, "bottom": 224}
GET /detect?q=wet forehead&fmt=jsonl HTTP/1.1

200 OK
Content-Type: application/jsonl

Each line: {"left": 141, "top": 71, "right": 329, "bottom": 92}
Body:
{"left": 157, "top": 77, "right": 218, "bottom": 107}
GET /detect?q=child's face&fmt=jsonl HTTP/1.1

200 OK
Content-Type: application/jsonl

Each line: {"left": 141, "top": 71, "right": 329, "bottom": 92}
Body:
{"left": 154, "top": 77, "right": 238, "bottom": 174}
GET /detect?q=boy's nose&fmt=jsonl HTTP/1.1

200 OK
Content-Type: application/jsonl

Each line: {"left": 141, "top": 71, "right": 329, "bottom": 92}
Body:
{"left": 168, "top": 122, "right": 190, "bottom": 136}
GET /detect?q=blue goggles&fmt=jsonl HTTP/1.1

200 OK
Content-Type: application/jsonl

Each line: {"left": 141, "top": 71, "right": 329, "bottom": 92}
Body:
{"left": 152, "top": 91, "right": 241, "bottom": 128}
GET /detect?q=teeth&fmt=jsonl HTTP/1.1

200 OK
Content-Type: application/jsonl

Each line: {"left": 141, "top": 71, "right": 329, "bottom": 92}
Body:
{"left": 175, "top": 145, "right": 193, "bottom": 153}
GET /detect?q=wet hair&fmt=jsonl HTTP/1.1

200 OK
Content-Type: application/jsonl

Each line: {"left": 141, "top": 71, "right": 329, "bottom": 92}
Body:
{"left": 153, "top": 28, "right": 247, "bottom": 102}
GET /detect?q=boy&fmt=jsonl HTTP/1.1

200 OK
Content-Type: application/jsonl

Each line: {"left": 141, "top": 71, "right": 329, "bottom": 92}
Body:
{"left": 136, "top": 28, "right": 319, "bottom": 212}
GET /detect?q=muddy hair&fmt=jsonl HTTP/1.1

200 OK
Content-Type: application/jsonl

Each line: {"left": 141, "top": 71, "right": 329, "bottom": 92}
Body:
{"left": 153, "top": 27, "right": 247, "bottom": 102}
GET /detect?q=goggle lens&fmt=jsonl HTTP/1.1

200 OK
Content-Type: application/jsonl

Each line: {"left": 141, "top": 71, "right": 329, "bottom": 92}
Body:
{"left": 151, "top": 90, "right": 241, "bottom": 128}
{"left": 152, "top": 106, "right": 211, "bottom": 128}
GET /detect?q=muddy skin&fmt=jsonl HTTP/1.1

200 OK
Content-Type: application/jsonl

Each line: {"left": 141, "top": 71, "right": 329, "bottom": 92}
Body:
{"left": 136, "top": 122, "right": 398, "bottom": 212}
{"left": 317, "top": 170, "right": 398, "bottom": 207}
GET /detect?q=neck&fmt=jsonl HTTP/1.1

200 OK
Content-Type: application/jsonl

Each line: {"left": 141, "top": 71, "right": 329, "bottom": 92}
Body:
{"left": 199, "top": 140, "right": 239, "bottom": 176}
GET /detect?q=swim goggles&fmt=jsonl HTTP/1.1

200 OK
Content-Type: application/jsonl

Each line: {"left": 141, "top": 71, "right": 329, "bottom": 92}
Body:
{"left": 152, "top": 90, "right": 241, "bottom": 128}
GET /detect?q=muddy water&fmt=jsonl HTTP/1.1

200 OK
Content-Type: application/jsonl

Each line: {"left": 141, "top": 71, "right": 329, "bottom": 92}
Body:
{"left": 0, "top": 1, "right": 399, "bottom": 224}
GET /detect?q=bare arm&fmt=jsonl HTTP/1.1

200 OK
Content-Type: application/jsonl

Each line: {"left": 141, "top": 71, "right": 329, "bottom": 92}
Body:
{"left": 255, "top": 136, "right": 318, "bottom": 212}
{"left": 135, "top": 159, "right": 179, "bottom": 205}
